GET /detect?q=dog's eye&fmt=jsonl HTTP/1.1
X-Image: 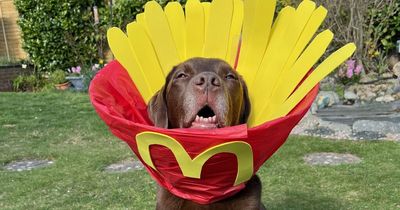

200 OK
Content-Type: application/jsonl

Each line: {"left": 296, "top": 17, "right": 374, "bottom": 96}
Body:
{"left": 176, "top": 73, "right": 188, "bottom": 79}
{"left": 225, "top": 74, "right": 237, "bottom": 80}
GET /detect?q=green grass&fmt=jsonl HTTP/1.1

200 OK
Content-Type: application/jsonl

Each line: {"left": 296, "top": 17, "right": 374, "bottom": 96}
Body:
{"left": 1, "top": 92, "right": 399, "bottom": 210}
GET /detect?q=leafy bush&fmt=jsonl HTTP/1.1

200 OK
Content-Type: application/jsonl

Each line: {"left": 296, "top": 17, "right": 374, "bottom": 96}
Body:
{"left": 49, "top": 70, "right": 68, "bottom": 84}
{"left": 100, "top": 0, "right": 210, "bottom": 31}
{"left": 13, "top": 74, "right": 44, "bottom": 92}
{"left": 366, "top": 1, "right": 400, "bottom": 55}
{"left": 14, "top": 0, "right": 105, "bottom": 73}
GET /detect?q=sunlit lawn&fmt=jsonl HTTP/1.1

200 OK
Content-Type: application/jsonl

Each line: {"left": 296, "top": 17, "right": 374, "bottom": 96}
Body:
{"left": 1, "top": 92, "right": 399, "bottom": 209}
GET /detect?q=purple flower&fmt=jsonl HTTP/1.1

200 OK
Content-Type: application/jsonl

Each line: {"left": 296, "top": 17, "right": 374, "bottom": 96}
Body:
{"left": 346, "top": 59, "right": 356, "bottom": 71}
{"left": 346, "top": 67, "right": 353, "bottom": 78}
{"left": 70, "top": 66, "right": 81, "bottom": 74}
{"left": 76, "top": 66, "right": 81, "bottom": 74}
{"left": 345, "top": 59, "right": 356, "bottom": 78}
{"left": 354, "top": 64, "right": 363, "bottom": 75}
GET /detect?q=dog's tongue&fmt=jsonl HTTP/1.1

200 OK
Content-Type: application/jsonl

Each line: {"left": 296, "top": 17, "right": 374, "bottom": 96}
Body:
{"left": 190, "top": 115, "right": 217, "bottom": 129}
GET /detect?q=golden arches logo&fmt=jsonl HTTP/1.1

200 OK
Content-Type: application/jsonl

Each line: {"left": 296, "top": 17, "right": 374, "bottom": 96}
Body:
{"left": 136, "top": 132, "right": 254, "bottom": 186}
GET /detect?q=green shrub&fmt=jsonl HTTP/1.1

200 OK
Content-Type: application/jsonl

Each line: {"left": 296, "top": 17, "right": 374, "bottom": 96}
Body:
{"left": 49, "top": 70, "right": 68, "bottom": 85}
{"left": 14, "top": 0, "right": 105, "bottom": 73}
{"left": 366, "top": 1, "right": 400, "bottom": 55}
{"left": 13, "top": 75, "right": 42, "bottom": 92}
{"left": 100, "top": 0, "right": 211, "bottom": 31}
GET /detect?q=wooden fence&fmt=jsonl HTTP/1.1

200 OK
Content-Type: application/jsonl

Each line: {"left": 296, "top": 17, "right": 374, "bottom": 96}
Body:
{"left": 0, "top": 0, "right": 26, "bottom": 60}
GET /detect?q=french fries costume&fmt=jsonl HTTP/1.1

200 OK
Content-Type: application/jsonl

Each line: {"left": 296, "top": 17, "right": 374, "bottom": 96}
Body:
{"left": 89, "top": 0, "right": 355, "bottom": 204}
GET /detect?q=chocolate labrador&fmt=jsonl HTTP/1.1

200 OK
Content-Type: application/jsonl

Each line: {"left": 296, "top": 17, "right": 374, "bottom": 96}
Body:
{"left": 148, "top": 57, "right": 266, "bottom": 210}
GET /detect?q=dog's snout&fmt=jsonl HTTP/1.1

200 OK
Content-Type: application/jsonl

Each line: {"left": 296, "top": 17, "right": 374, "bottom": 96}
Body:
{"left": 194, "top": 72, "right": 221, "bottom": 90}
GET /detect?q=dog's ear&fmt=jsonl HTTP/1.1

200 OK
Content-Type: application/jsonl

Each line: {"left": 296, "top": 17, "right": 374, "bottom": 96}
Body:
{"left": 147, "top": 86, "right": 169, "bottom": 128}
{"left": 239, "top": 78, "right": 251, "bottom": 124}
{"left": 147, "top": 66, "right": 180, "bottom": 128}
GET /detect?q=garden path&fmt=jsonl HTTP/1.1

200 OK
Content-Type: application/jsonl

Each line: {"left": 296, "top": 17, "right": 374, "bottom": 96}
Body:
{"left": 293, "top": 101, "right": 400, "bottom": 141}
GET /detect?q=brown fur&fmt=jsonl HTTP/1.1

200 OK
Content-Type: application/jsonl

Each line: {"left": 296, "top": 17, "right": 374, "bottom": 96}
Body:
{"left": 148, "top": 58, "right": 265, "bottom": 210}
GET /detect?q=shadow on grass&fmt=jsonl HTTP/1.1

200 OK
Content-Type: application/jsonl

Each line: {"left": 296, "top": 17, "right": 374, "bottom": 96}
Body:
{"left": 266, "top": 190, "right": 346, "bottom": 210}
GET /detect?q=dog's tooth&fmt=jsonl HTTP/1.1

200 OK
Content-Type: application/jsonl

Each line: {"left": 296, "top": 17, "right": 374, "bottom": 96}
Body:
{"left": 196, "top": 115, "right": 199, "bottom": 122}
{"left": 212, "top": 116, "right": 216, "bottom": 122}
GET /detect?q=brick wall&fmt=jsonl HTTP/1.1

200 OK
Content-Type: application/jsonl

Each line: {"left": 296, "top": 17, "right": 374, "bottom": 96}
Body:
{"left": 0, "top": 65, "right": 32, "bottom": 91}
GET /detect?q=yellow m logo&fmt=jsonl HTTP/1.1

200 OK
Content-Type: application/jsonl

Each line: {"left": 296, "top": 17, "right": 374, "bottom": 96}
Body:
{"left": 136, "top": 132, "right": 254, "bottom": 186}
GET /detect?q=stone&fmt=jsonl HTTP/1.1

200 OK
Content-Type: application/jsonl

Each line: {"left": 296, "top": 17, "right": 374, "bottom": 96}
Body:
{"left": 353, "top": 120, "right": 400, "bottom": 135}
{"left": 304, "top": 153, "right": 362, "bottom": 166}
{"left": 385, "top": 88, "right": 394, "bottom": 96}
{"left": 344, "top": 90, "right": 358, "bottom": 100}
{"left": 318, "top": 120, "right": 353, "bottom": 139}
{"left": 310, "top": 102, "right": 318, "bottom": 114}
{"left": 392, "top": 101, "right": 400, "bottom": 112}
{"left": 376, "top": 95, "right": 395, "bottom": 103}
{"left": 296, "top": 116, "right": 353, "bottom": 140}
{"left": 316, "top": 96, "right": 330, "bottom": 109}
{"left": 360, "top": 91, "right": 377, "bottom": 102}
{"left": 388, "top": 55, "right": 400, "bottom": 70}
{"left": 317, "top": 91, "right": 340, "bottom": 107}
{"left": 344, "top": 90, "right": 358, "bottom": 104}
{"left": 394, "top": 83, "right": 400, "bottom": 94}
{"left": 104, "top": 159, "right": 144, "bottom": 172}
{"left": 353, "top": 131, "right": 386, "bottom": 140}
{"left": 2, "top": 124, "right": 16, "bottom": 128}
{"left": 359, "top": 73, "right": 378, "bottom": 83}
{"left": 320, "top": 76, "right": 337, "bottom": 90}
{"left": 393, "top": 62, "right": 400, "bottom": 77}
{"left": 305, "top": 127, "right": 335, "bottom": 136}
{"left": 4, "top": 160, "right": 54, "bottom": 171}
{"left": 381, "top": 72, "right": 394, "bottom": 78}
{"left": 386, "top": 133, "right": 400, "bottom": 141}
{"left": 291, "top": 112, "right": 321, "bottom": 135}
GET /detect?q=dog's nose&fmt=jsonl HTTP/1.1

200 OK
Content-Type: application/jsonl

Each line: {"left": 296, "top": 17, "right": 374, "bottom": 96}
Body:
{"left": 194, "top": 72, "right": 221, "bottom": 90}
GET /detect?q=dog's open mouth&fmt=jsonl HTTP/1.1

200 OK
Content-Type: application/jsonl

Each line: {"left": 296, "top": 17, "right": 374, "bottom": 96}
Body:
{"left": 190, "top": 105, "right": 219, "bottom": 129}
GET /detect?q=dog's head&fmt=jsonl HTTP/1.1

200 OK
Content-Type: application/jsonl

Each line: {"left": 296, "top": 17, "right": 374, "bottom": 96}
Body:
{"left": 148, "top": 57, "right": 250, "bottom": 129}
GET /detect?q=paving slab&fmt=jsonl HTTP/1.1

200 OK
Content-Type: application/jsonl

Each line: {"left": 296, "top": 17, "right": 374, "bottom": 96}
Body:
{"left": 304, "top": 153, "right": 362, "bottom": 166}
{"left": 4, "top": 160, "right": 54, "bottom": 171}
{"left": 104, "top": 159, "right": 144, "bottom": 172}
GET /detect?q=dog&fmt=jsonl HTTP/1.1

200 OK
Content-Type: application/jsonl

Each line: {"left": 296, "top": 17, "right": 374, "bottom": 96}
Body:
{"left": 147, "top": 57, "right": 266, "bottom": 210}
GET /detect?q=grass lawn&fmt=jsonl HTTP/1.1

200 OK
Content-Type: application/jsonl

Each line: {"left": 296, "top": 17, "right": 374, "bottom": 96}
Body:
{"left": 0, "top": 92, "right": 399, "bottom": 210}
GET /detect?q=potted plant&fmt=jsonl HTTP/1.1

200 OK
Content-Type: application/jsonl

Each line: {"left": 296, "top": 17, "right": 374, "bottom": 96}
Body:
{"left": 66, "top": 66, "right": 85, "bottom": 90}
{"left": 49, "top": 70, "right": 69, "bottom": 90}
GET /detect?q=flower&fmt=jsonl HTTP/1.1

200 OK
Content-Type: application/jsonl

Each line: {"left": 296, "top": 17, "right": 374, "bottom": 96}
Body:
{"left": 92, "top": 64, "right": 101, "bottom": 71}
{"left": 346, "top": 66, "right": 353, "bottom": 78}
{"left": 68, "top": 66, "right": 82, "bottom": 76}
{"left": 346, "top": 59, "right": 356, "bottom": 78}
{"left": 346, "top": 59, "right": 356, "bottom": 71}
{"left": 354, "top": 64, "right": 363, "bottom": 75}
